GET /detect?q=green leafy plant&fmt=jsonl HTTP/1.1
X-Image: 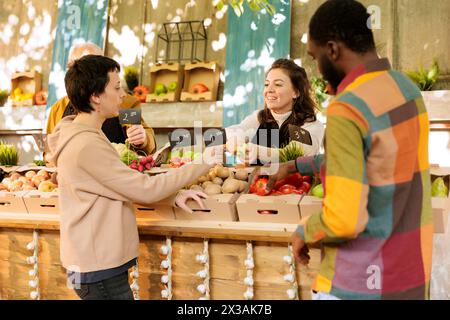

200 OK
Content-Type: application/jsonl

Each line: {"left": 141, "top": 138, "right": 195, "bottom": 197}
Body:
{"left": 407, "top": 59, "right": 440, "bottom": 91}
{"left": 124, "top": 66, "right": 139, "bottom": 92}
{"left": 279, "top": 141, "right": 304, "bottom": 163}
{"left": 215, "top": 0, "right": 276, "bottom": 17}
{"left": 0, "top": 141, "right": 19, "bottom": 166}
{"left": 0, "top": 89, "right": 9, "bottom": 107}
{"left": 33, "top": 159, "right": 46, "bottom": 166}
{"left": 311, "top": 76, "right": 328, "bottom": 106}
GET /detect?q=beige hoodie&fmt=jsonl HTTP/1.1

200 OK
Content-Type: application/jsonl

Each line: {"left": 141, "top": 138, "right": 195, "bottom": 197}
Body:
{"left": 47, "top": 116, "right": 211, "bottom": 272}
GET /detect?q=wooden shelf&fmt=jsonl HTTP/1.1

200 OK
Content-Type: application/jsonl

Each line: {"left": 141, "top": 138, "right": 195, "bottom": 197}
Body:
{"left": 0, "top": 212, "right": 296, "bottom": 242}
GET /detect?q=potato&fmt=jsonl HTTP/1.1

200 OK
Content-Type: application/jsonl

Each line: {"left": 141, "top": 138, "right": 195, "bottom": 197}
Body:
{"left": 221, "top": 178, "right": 240, "bottom": 194}
{"left": 235, "top": 169, "right": 248, "bottom": 181}
{"left": 202, "top": 181, "right": 213, "bottom": 189}
{"left": 189, "top": 185, "right": 203, "bottom": 192}
{"left": 212, "top": 177, "right": 223, "bottom": 186}
{"left": 204, "top": 184, "right": 222, "bottom": 195}
{"left": 208, "top": 169, "right": 217, "bottom": 180}
{"left": 197, "top": 175, "right": 209, "bottom": 183}
{"left": 216, "top": 167, "right": 230, "bottom": 179}
{"left": 238, "top": 181, "right": 249, "bottom": 193}
{"left": 25, "top": 171, "right": 36, "bottom": 179}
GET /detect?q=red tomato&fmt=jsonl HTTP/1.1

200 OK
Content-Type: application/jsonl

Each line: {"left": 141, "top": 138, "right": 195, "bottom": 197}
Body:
{"left": 255, "top": 178, "right": 269, "bottom": 196}
{"left": 292, "top": 189, "right": 304, "bottom": 195}
{"left": 279, "top": 184, "right": 296, "bottom": 195}
{"left": 301, "top": 181, "right": 311, "bottom": 193}
{"left": 284, "top": 173, "right": 303, "bottom": 188}
{"left": 273, "top": 178, "right": 286, "bottom": 190}
{"left": 268, "top": 190, "right": 283, "bottom": 196}
{"left": 302, "top": 176, "right": 312, "bottom": 183}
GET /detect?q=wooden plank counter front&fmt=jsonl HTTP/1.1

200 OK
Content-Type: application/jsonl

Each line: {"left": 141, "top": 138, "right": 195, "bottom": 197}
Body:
{"left": 0, "top": 213, "right": 320, "bottom": 300}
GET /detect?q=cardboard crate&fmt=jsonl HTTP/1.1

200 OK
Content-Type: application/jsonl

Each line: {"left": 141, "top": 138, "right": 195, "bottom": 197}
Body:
{"left": 23, "top": 190, "right": 59, "bottom": 214}
{"left": 133, "top": 202, "right": 175, "bottom": 220}
{"left": 0, "top": 191, "right": 29, "bottom": 213}
{"left": 0, "top": 166, "right": 21, "bottom": 173}
{"left": 146, "top": 63, "right": 184, "bottom": 103}
{"left": 299, "top": 195, "right": 323, "bottom": 219}
{"left": 236, "top": 194, "right": 302, "bottom": 224}
{"left": 180, "top": 61, "right": 220, "bottom": 102}
{"left": 430, "top": 166, "right": 450, "bottom": 233}
{"left": 11, "top": 70, "right": 42, "bottom": 106}
{"left": 174, "top": 193, "right": 240, "bottom": 221}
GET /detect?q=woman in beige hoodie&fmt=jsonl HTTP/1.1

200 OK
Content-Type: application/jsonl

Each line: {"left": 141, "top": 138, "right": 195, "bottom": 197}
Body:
{"left": 47, "top": 55, "right": 215, "bottom": 300}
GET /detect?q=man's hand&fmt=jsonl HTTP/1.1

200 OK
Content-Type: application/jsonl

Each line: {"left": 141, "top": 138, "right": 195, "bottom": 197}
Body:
{"left": 249, "top": 160, "right": 298, "bottom": 193}
{"left": 175, "top": 190, "right": 208, "bottom": 214}
{"left": 126, "top": 125, "right": 147, "bottom": 147}
{"left": 291, "top": 232, "right": 310, "bottom": 265}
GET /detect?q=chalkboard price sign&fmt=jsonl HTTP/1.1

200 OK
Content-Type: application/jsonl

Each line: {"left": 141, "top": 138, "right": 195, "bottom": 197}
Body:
{"left": 119, "top": 109, "right": 141, "bottom": 125}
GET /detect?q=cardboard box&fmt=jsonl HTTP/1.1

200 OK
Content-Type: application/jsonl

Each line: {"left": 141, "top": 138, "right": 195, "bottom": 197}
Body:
{"left": 0, "top": 166, "right": 21, "bottom": 173}
{"left": 299, "top": 195, "right": 323, "bottom": 219}
{"left": 11, "top": 70, "right": 42, "bottom": 106}
{"left": 23, "top": 190, "right": 59, "bottom": 214}
{"left": 146, "top": 63, "right": 184, "bottom": 103}
{"left": 180, "top": 61, "right": 220, "bottom": 102}
{"left": 430, "top": 166, "right": 450, "bottom": 233}
{"left": 133, "top": 202, "right": 175, "bottom": 220}
{"left": 236, "top": 194, "right": 302, "bottom": 224}
{"left": 0, "top": 191, "right": 29, "bottom": 213}
{"left": 174, "top": 193, "right": 240, "bottom": 221}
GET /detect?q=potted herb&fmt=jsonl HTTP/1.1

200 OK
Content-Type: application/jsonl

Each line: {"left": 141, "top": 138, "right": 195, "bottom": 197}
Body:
{"left": 407, "top": 59, "right": 450, "bottom": 119}
{"left": 124, "top": 66, "right": 139, "bottom": 93}
{"left": 0, "top": 141, "right": 19, "bottom": 166}
{"left": 0, "top": 89, "right": 9, "bottom": 107}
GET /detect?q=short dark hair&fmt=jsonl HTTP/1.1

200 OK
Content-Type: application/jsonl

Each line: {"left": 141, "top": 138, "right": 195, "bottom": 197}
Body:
{"left": 64, "top": 55, "right": 120, "bottom": 113}
{"left": 259, "top": 58, "right": 317, "bottom": 126}
{"left": 309, "top": 0, "right": 376, "bottom": 54}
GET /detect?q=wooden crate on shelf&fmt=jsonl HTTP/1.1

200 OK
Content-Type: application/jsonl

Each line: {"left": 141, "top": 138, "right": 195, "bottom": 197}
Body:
{"left": 133, "top": 201, "right": 175, "bottom": 220}
{"left": 23, "top": 190, "right": 59, "bottom": 215}
{"left": 146, "top": 63, "right": 184, "bottom": 103}
{"left": 174, "top": 193, "right": 240, "bottom": 221}
{"left": 11, "top": 70, "right": 42, "bottom": 106}
{"left": 180, "top": 61, "right": 220, "bottom": 102}
{"left": 0, "top": 191, "right": 29, "bottom": 213}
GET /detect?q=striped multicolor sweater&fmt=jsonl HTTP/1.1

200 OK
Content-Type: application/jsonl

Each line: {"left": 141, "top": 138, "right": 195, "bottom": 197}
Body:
{"left": 296, "top": 58, "right": 433, "bottom": 299}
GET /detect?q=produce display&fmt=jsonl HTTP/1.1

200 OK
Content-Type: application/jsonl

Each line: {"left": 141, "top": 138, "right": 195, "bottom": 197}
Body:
{"left": 186, "top": 165, "right": 249, "bottom": 195}
{"left": 249, "top": 173, "right": 312, "bottom": 196}
{"left": 190, "top": 82, "right": 209, "bottom": 94}
{"left": 133, "top": 85, "right": 149, "bottom": 102}
{"left": 128, "top": 155, "right": 156, "bottom": 173}
{"left": 11, "top": 87, "right": 33, "bottom": 104}
{"left": 112, "top": 141, "right": 139, "bottom": 165}
{"left": 279, "top": 141, "right": 304, "bottom": 162}
{"left": 164, "top": 149, "right": 201, "bottom": 168}
{"left": 0, "top": 170, "right": 57, "bottom": 192}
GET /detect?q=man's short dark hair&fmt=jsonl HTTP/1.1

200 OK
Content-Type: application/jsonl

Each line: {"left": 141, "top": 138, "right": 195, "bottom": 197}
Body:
{"left": 309, "top": 0, "right": 376, "bottom": 54}
{"left": 64, "top": 55, "right": 120, "bottom": 113}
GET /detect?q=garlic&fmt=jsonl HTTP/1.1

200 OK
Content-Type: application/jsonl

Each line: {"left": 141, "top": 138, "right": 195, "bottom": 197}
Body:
{"left": 160, "top": 259, "right": 170, "bottom": 269}
{"left": 244, "top": 276, "right": 254, "bottom": 286}
{"left": 283, "top": 255, "right": 293, "bottom": 264}
{"left": 161, "top": 275, "right": 169, "bottom": 284}
{"left": 160, "top": 245, "right": 169, "bottom": 255}
{"left": 284, "top": 274, "right": 294, "bottom": 283}
{"left": 244, "top": 259, "right": 254, "bottom": 269}
{"left": 161, "top": 289, "right": 169, "bottom": 298}
{"left": 197, "top": 284, "right": 206, "bottom": 294}
{"left": 30, "top": 291, "right": 39, "bottom": 300}
{"left": 287, "top": 288, "right": 296, "bottom": 299}
{"left": 196, "top": 269, "right": 207, "bottom": 279}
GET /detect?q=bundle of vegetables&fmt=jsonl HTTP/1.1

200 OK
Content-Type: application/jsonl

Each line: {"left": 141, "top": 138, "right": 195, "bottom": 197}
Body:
{"left": 279, "top": 141, "right": 304, "bottom": 163}
{"left": 431, "top": 177, "right": 448, "bottom": 198}
{"left": 112, "top": 141, "right": 139, "bottom": 165}
{"left": 187, "top": 165, "right": 249, "bottom": 195}
{"left": 0, "top": 141, "right": 19, "bottom": 166}
{"left": 249, "top": 173, "right": 311, "bottom": 196}
{"left": 129, "top": 155, "right": 156, "bottom": 173}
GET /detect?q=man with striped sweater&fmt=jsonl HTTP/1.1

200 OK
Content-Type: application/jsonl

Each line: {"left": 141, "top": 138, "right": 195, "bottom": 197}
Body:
{"left": 264, "top": 0, "right": 433, "bottom": 299}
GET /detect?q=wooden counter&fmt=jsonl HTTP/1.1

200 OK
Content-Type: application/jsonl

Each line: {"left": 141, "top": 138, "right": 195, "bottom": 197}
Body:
{"left": 0, "top": 212, "right": 320, "bottom": 300}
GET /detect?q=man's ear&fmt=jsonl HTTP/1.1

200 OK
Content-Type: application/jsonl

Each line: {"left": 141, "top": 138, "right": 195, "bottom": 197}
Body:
{"left": 326, "top": 41, "right": 340, "bottom": 62}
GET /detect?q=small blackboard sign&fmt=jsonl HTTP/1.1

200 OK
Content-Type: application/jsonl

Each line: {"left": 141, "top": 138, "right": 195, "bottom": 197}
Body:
{"left": 288, "top": 124, "right": 312, "bottom": 145}
{"left": 119, "top": 109, "right": 141, "bottom": 125}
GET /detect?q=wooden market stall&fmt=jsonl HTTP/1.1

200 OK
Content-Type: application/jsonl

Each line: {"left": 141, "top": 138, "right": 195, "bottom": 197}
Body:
{"left": 0, "top": 213, "right": 320, "bottom": 300}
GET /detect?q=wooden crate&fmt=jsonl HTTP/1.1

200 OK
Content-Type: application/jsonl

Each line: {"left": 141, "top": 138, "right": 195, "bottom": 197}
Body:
{"left": 11, "top": 70, "right": 42, "bottom": 106}
{"left": 23, "top": 190, "right": 59, "bottom": 215}
{"left": 146, "top": 63, "right": 184, "bottom": 103}
{"left": 174, "top": 193, "right": 240, "bottom": 221}
{"left": 0, "top": 191, "right": 29, "bottom": 213}
{"left": 180, "top": 61, "right": 220, "bottom": 102}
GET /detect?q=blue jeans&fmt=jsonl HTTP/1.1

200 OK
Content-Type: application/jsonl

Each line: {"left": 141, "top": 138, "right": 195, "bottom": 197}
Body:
{"left": 74, "top": 271, "right": 134, "bottom": 300}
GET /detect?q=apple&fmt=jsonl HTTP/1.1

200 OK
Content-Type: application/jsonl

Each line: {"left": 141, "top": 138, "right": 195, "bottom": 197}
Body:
{"left": 154, "top": 83, "right": 167, "bottom": 96}
{"left": 9, "top": 172, "right": 21, "bottom": 181}
{"left": 31, "top": 175, "right": 45, "bottom": 188}
{"left": 37, "top": 169, "right": 50, "bottom": 180}
{"left": 25, "top": 171, "right": 36, "bottom": 179}
{"left": 38, "top": 180, "right": 56, "bottom": 192}
{"left": 0, "top": 183, "right": 7, "bottom": 191}
{"left": 191, "top": 83, "right": 209, "bottom": 94}
{"left": 167, "top": 81, "right": 177, "bottom": 92}
{"left": 22, "top": 184, "right": 36, "bottom": 191}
